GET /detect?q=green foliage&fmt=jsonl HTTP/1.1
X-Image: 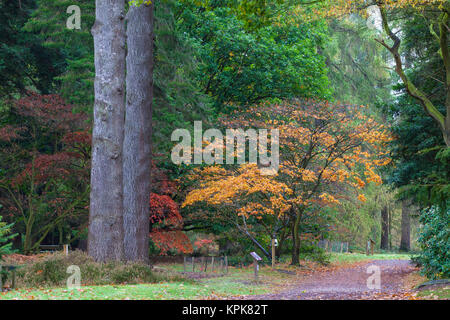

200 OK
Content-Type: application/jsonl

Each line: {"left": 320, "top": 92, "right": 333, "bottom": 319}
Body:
{"left": 0, "top": 0, "right": 65, "bottom": 97}
{"left": 324, "top": 17, "right": 391, "bottom": 106}
{"left": 178, "top": 1, "right": 331, "bottom": 111}
{"left": 415, "top": 206, "right": 449, "bottom": 279}
{"left": 226, "top": 255, "right": 254, "bottom": 267}
{"left": 153, "top": 0, "right": 214, "bottom": 155}
{"left": 24, "top": 0, "right": 95, "bottom": 107}
{"left": 298, "top": 243, "right": 330, "bottom": 265}
{"left": 0, "top": 216, "right": 16, "bottom": 261}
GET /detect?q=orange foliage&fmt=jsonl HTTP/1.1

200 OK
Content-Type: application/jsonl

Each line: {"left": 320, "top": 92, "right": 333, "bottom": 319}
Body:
{"left": 183, "top": 99, "right": 392, "bottom": 221}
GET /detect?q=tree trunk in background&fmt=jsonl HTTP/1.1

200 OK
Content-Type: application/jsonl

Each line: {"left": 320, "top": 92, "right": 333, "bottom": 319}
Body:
{"left": 123, "top": 2, "right": 154, "bottom": 262}
{"left": 291, "top": 212, "right": 302, "bottom": 265}
{"left": 400, "top": 199, "right": 411, "bottom": 252}
{"left": 380, "top": 205, "right": 389, "bottom": 250}
{"left": 388, "top": 204, "right": 392, "bottom": 250}
{"left": 88, "top": 0, "right": 126, "bottom": 262}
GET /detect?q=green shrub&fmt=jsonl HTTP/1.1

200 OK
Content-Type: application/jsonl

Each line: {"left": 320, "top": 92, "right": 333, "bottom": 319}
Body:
{"left": 15, "top": 250, "right": 178, "bottom": 288}
{"left": 0, "top": 217, "right": 16, "bottom": 261}
{"left": 299, "top": 244, "right": 330, "bottom": 265}
{"left": 226, "top": 255, "right": 255, "bottom": 267}
{"left": 415, "top": 205, "right": 449, "bottom": 279}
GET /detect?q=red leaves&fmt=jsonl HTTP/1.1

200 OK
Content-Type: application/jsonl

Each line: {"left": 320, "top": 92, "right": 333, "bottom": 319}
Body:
{"left": 194, "top": 238, "right": 213, "bottom": 249}
{"left": 13, "top": 92, "right": 86, "bottom": 130}
{"left": 0, "top": 125, "right": 24, "bottom": 142}
{"left": 150, "top": 193, "right": 182, "bottom": 227}
{"left": 13, "top": 153, "right": 73, "bottom": 186}
{"left": 62, "top": 131, "right": 91, "bottom": 148}
{"left": 149, "top": 165, "right": 192, "bottom": 255}
{"left": 150, "top": 230, "right": 193, "bottom": 255}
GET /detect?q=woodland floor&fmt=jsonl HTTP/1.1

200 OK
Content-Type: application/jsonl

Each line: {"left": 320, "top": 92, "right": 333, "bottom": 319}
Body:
{"left": 240, "top": 260, "right": 427, "bottom": 300}
{"left": 1, "top": 254, "right": 447, "bottom": 300}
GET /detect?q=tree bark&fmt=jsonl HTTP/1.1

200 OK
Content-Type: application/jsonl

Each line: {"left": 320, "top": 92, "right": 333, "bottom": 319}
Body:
{"left": 88, "top": 0, "right": 126, "bottom": 262}
{"left": 400, "top": 199, "right": 411, "bottom": 252}
{"left": 291, "top": 211, "right": 302, "bottom": 265}
{"left": 123, "top": 2, "right": 154, "bottom": 263}
{"left": 380, "top": 205, "right": 389, "bottom": 250}
{"left": 376, "top": 4, "right": 450, "bottom": 146}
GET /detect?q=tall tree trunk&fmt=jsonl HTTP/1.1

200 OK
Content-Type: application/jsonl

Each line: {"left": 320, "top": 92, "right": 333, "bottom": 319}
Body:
{"left": 88, "top": 0, "right": 126, "bottom": 262}
{"left": 123, "top": 1, "right": 154, "bottom": 263}
{"left": 380, "top": 205, "right": 389, "bottom": 250}
{"left": 291, "top": 211, "right": 302, "bottom": 265}
{"left": 400, "top": 199, "right": 411, "bottom": 252}
{"left": 388, "top": 204, "right": 392, "bottom": 250}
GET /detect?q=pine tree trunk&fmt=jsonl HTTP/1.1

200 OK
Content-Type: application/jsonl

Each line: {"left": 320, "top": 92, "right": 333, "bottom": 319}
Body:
{"left": 380, "top": 205, "right": 389, "bottom": 250}
{"left": 388, "top": 204, "right": 392, "bottom": 250}
{"left": 291, "top": 211, "right": 302, "bottom": 265}
{"left": 88, "top": 0, "right": 126, "bottom": 262}
{"left": 123, "top": 2, "right": 154, "bottom": 262}
{"left": 400, "top": 199, "right": 411, "bottom": 252}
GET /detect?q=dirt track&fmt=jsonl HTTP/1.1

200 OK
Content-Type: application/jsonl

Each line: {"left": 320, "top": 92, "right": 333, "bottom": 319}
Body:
{"left": 242, "top": 260, "right": 418, "bottom": 300}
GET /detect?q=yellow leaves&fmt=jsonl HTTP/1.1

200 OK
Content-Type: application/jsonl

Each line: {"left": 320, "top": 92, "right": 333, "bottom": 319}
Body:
{"left": 354, "top": 176, "right": 366, "bottom": 188}
{"left": 301, "top": 169, "right": 317, "bottom": 182}
{"left": 364, "top": 169, "right": 383, "bottom": 185}
{"left": 373, "top": 158, "right": 392, "bottom": 166}
{"left": 310, "top": 0, "right": 446, "bottom": 20}
{"left": 318, "top": 193, "right": 340, "bottom": 206}
{"left": 357, "top": 194, "right": 367, "bottom": 202}
{"left": 182, "top": 164, "right": 292, "bottom": 216}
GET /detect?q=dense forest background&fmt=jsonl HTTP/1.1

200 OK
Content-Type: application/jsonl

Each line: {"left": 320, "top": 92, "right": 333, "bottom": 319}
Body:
{"left": 0, "top": 0, "right": 448, "bottom": 279}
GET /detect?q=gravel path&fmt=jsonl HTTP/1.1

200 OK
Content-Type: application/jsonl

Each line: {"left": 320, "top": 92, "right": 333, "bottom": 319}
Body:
{"left": 242, "top": 260, "right": 417, "bottom": 300}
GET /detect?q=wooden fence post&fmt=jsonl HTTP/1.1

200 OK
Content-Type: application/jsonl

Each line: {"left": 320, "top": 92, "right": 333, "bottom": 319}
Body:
{"left": 271, "top": 238, "right": 275, "bottom": 269}
{"left": 225, "top": 256, "right": 228, "bottom": 274}
{"left": 192, "top": 257, "right": 195, "bottom": 272}
{"left": 63, "top": 244, "right": 69, "bottom": 256}
{"left": 340, "top": 242, "right": 343, "bottom": 253}
{"left": 11, "top": 269, "right": 15, "bottom": 289}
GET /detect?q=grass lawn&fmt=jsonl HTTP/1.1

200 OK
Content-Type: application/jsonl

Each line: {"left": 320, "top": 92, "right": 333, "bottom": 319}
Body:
{"left": 417, "top": 287, "right": 450, "bottom": 300}
{"left": 329, "top": 252, "right": 412, "bottom": 264}
{"left": 0, "top": 264, "right": 295, "bottom": 300}
{"left": 0, "top": 280, "right": 268, "bottom": 300}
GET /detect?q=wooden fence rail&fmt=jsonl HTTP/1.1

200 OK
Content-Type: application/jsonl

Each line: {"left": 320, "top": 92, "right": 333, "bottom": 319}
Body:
{"left": 315, "top": 240, "right": 349, "bottom": 253}
{"left": 183, "top": 256, "right": 228, "bottom": 274}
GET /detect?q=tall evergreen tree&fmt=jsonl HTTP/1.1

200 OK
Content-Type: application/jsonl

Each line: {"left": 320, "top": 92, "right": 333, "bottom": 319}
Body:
{"left": 123, "top": 1, "right": 154, "bottom": 263}
{"left": 0, "top": 0, "right": 64, "bottom": 98}
{"left": 88, "top": 0, "right": 126, "bottom": 262}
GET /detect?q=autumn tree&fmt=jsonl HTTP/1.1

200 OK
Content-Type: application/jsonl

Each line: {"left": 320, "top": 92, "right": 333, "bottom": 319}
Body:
{"left": 0, "top": 93, "right": 90, "bottom": 254}
{"left": 149, "top": 162, "right": 192, "bottom": 255}
{"left": 182, "top": 99, "right": 392, "bottom": 264}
